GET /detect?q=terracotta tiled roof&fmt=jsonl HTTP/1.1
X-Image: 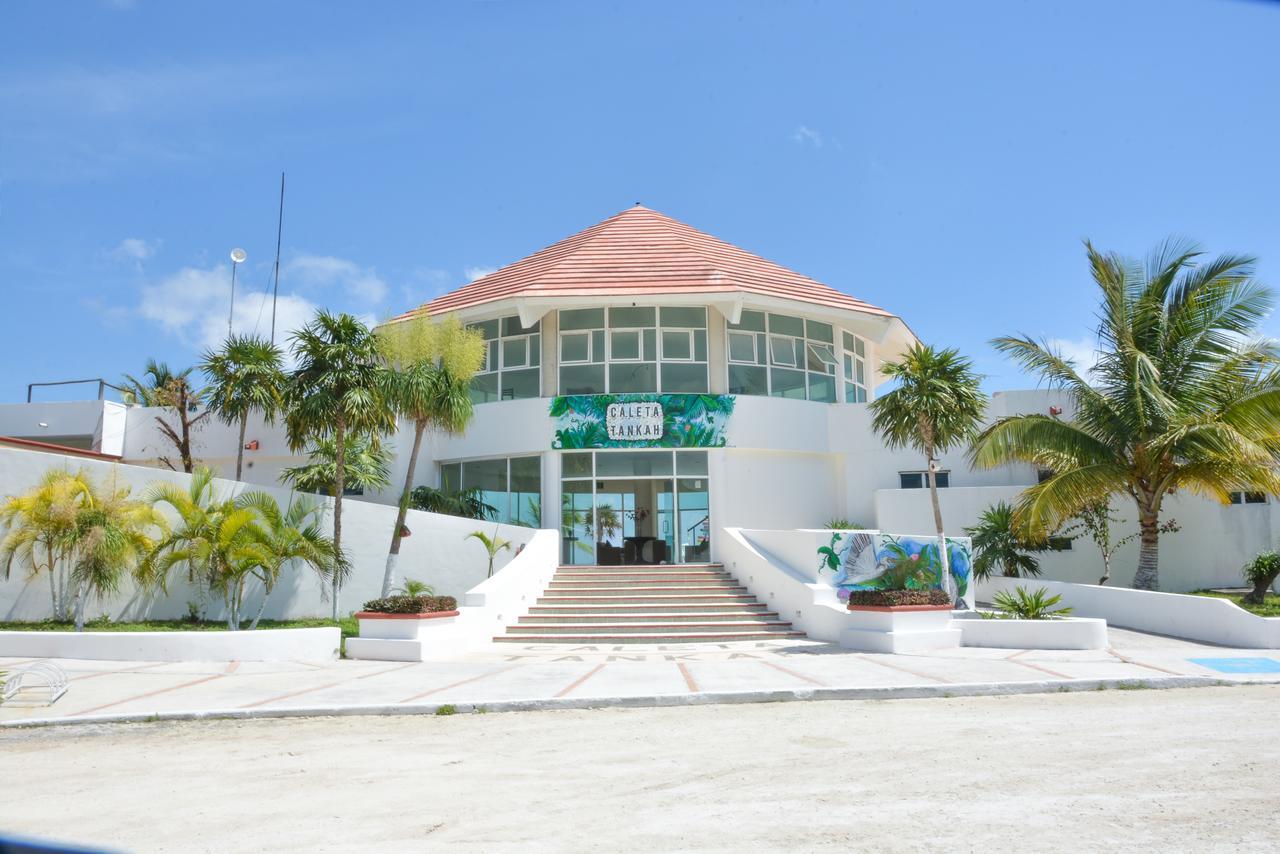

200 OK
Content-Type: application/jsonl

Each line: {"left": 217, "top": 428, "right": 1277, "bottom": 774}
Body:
{"left": 392, "top": 205, "right": 892, "bottom": 321}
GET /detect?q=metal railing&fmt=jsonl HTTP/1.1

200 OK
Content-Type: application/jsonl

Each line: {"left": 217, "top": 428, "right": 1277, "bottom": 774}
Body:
{"left": 26, "top": 378, "right": 129, "bottom": 403}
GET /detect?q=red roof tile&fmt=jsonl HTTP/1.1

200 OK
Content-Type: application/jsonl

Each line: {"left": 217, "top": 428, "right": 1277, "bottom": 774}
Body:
{"left": 392, "top": 205, "right": 893, "bottom": 321}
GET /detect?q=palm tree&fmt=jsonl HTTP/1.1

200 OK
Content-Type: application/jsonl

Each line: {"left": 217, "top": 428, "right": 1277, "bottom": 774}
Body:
{"left": 201, "top": 335, "right": 287, "bottom": 481}
{"left": 123, "top": 359, "right": 208, "bottom": 472}
{"left": 284, "top": 311, "right": 395, "bottom": 619}
{"left": 69, "top": 473, "right": 167, "bottom": 631}
{"left": 970, "top": 239, "right": 1280, "bottom": 590}
{"left": 376, "top": 314, "right": 486, "bottom": 596}
{"left": 964, "top": 502, "right": 1043, "bottom": 580}
{"left": 280, "top": 434, "right": 392, "bottom": 496}
{"left": 0, "top": 468, "right": 93, "bottom": 619}
{"left": 466, "top": 528, "right": 511, "bottom": 578}
{"left": 869, "top": 343, "right": 986, "bottom": 594}
{"left": 234, "top": 492, "right": 344, "bottom": 629}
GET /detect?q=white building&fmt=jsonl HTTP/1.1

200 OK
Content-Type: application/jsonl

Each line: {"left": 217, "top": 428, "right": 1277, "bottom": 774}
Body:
{"left": 2, "top": 205, "right": 1272, "bottom": 594}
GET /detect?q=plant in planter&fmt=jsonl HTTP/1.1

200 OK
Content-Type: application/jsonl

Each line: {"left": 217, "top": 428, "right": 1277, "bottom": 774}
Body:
{"left": 846, "top": 589, "right": 952, "bottom": 609}
{"left": 395, "top": 578, "right": 434, "bottom": 598}
{"left": 360, "top": 594, "right": 458, "bottom": 614}
{"left": 987, "top": 585, "right": 1072, "bottom": 620}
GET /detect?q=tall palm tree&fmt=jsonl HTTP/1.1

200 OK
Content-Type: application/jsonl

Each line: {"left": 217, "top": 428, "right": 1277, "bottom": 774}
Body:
{"left": 0, "top": 468, "right": 93, "bottom": 619}
{"left": 376, "top": 314, "right": 485, "bottom": 596}
{"left": 201, "top": 335, "right": 287, "bottom": 481}
{"left": 970, "top": 239, "right": 1280, "bottom": 590}
{"left": 68, "top": 473, "right": 167, "bottom": 631}
{"left": 284, "top": 311, "right": 395, "bottom": 618}
{"left": 122, "top": 359, "right": 208, "bottom": 472}
{"left": 964, "top": 501, "right": 1043, "bottom": 580}
{"left": 869, "top": 343, "right": 986, "bottom": 594}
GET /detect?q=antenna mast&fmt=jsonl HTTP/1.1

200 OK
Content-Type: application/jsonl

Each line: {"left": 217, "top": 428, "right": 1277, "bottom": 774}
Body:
{"left": 270, "top": 172, "right": 285, "bottom": 344}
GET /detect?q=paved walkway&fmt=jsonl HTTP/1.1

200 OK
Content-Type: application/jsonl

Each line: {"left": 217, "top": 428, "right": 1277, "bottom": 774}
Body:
{"left": 4, "top": 628, "right": 1279, "bottom": 726}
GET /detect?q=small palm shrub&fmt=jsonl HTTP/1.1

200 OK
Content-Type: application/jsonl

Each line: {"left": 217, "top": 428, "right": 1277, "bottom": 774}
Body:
{"left": 989, "top": 585, "right": 1073, "bottom": 620}
{"left": 1242, "top": 552, "right": 1280, "bottom": 605}
{"left": 395, "top": 578, "right": 434, "bottom": 597}
{"left": 825, "top": 519, "right": 866, "bottom": 530}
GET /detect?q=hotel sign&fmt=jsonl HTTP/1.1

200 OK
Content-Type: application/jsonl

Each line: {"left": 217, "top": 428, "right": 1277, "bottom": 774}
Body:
{"left": 606, "top": 401, "right": 664, "bottom": 441}
{"left": 550, "top": 394, "right": 734, "bottom": 449}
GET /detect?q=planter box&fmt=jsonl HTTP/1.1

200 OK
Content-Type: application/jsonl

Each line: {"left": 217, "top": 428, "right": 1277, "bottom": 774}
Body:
{"left": 345, "top": 610, "right": 461, "bottom": 662}
{"left": 955, "top": 613, "right": 1108, "bottom": 650}
{"left": 839, "top": 604, "right": 961, "bottom": 654}
{"left": 0, "top": 627, "right": 340, "bottom": 662}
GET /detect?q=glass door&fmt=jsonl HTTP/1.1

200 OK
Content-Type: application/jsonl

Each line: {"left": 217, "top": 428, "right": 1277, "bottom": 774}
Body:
{"left": 676, "top": 477, "right": 711, "bottom": 563}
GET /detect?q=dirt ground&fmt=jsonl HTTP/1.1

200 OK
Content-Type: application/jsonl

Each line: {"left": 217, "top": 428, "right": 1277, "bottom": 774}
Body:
{"left": 2, "top": 685, "right": 1278, "bottom": 853}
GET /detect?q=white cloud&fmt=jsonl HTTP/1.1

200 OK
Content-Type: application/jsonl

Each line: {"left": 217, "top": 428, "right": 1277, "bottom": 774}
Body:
{"left": 109, "top": 237, "right": 159, "bottom": 267}
{"left": 286, "top": 254, "right": 387, "bottom": 303}
{"left": 790, "top": 125, "right": 823, "bottom": 147}
{"left": 139, "top": 265, "right": 321, "bottom": 354}
{"left": 1046, "top": 337, "right": 1102, "bottom": 381}
{"left": 465, "top": 266, "right": 496, "bottom": 282}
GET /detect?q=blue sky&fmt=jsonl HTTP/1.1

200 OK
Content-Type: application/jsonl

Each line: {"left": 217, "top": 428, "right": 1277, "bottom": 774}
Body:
{"left": 3, "top": 0, "right": 1278, "bottom": 401}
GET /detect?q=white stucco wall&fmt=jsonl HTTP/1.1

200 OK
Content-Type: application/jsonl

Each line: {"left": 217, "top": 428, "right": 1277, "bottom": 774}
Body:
{"left": 0, "top": 446, "right": 542, "bottom": 624}
{"left": 0, "top": 400, "right": 129, "bottom": 455}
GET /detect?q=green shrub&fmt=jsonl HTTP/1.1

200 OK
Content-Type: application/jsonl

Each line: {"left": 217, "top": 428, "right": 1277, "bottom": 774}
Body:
{"left": 360, "top": 595, "right": 458, "bottom": 614}
{"left": 990, "top": 585, "right": 1072, "bottom": 620}
{"left": 1242, "top": 552, "right": 1280, "bottom": 605}
{"left": 825, "top": 519, "right": 865, "bottom": 530}
{"left": 846, "top": 589, "right": 951, "bottom": 608}
{"left": 435, "top": 704, "right": 458, "bottom": 716}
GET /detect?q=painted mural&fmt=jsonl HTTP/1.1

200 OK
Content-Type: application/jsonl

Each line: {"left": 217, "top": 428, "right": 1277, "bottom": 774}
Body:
{"left": 549, "top": 394, "right": 734, "bottom": 449}
{"left": 817, "top": 531, "right": 973, "bottom": 603}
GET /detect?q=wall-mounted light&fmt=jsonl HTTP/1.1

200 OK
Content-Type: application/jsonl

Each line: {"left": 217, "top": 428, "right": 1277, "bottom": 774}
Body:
{"left": 244, "top": 439, "right": 260, "bottom": 451}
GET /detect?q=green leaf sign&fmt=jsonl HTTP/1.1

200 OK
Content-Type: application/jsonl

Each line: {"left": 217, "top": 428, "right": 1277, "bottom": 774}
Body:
{"left": 550, "top": 394, "right": 735, "bottom": 449}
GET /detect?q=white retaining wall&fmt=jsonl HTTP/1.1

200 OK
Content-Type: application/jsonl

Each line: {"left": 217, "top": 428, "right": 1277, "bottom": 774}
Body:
{"left": 0, "top": 446, "right": 542, "bottom": 623}
{"left": 978, "top": 576, "right": 1280, "bottom": 649}
{"left": 0, "top": 627, "right": 340, "bottom": 662}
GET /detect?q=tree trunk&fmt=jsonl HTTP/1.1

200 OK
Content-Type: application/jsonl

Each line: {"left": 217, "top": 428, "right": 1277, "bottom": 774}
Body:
{"left": 235, "top": 411, "right": 249, "bottom": 481}
{"left": 46, "top": 545, "right": 57, "bottom": 618}
{"left": 1098, "top": 549, "right": 1112, "bottom": 586}
{"left": 331, "top": 418, "right": 346, "bottom": 622}
{"left": 924, "top": 444, "right": 952, "bottom": 599}
{"left": 73, "top": 583, "right": 86, "bottom": 632}
{"left": 1243, "top": 568, "right": 1280, "bottom": 605}
{"left": 1131, "top": 506, "right": 1161, "bottom": 591}
{"left": 381, "top": 421, "right": 426, "bottom": 597}
{"left": 249, "top": 578, "right": 270, "bottom": 630}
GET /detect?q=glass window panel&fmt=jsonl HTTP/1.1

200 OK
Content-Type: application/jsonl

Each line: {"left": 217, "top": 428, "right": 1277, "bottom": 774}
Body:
{"left": 560, "top": 364, "right": 606, "bottom": 395}
{"left": 561, "top": 479, "right": 595, "bottom": 565}
{"left": 439, "top": 462, "right": 462, "bottom": 491}
{"left": 661, "top": 362, "right": 708, "bottom": 393}
{"left": 660, "top": 306, "right": 707, "bottom": 328}
{"left": 485, "top": 340, "right": 499, "bottom": 372}
{"left": 899, "top": 472, "right": 924, "bottom": 489}
{"left": 770, "top": 367, "right": 807, "bottom": 399}
{"left": 560, "top": 333, "right": 590, "bottom": 363}
{"left": 693, "top": 330, "right": 707, "bottom": 362}
{"left": 609, "top": 306, "right": 656, "bottom": 328}
{"left": 591, "top": 330, "right": 606, "bottom": 363}
{"left": 770, "top": 336, "right": 798, "bottom": 367}
{"left": 676, "top": 451, "right": 708, "bottom": 476}
{"left": 806, "top": 320, "right": 834, "bottom": 344}
{"left": 562, "top": 453, "right": 593, "bottom": 479}
{"left": 756, "top": 333, "right": 768, "bottom": 365}
{"left": 502, "top": 337, "right": 528, "bottom": 369}
{"left": 728, "top": 364, "right": 768, "bottom": 396}
{"left": 728, "top": 332, "right": 755, "bottom": 363}
{"left": 769, "top": 313, "right": 804, "bottom": 337}
{"left": 662, "top": 330, "right": 692, "bottom": 360}
{"left": 470, "top": 373, "right": 499, "bottom": 404}
{"left": 502, "top": 316, "right": 539, "bottom": 336}
{"left": 530, "top": 334, "right": 541, "bottom": 367}
{"left": 560, "top": 308, "right": 605, "bottom": 331}
{"left": 500, "top": 368, "right": 540, "bottom": 400}
{"left": 465, "top": 458, "right": 509, "bottom": 522}
{"left": 807, "top": 373, "right": 837, "bottom": 403}
{"left": 596, "top": 451, "right": 674, "bottom": 478}
{"left": 643, "top": 329, "right": 656, "bottom": 359}
{"left": 855, "top": 338, "right": 866, "bottom": 357}
{"left": 936, "top": 472, "right": 950, "bottom": 488}
{"left": 807, "top": 343, "right": 837, "bottom": 372}
{"left": 843, "top": 331, "right": 856, "bottom": 352}
{"left": 843, "top": 354, "right": 854, "bottom": 380}
{"left": 845, "top": 382, "right": 858, "bottom": 403}
{"left": 676, "top": 478, "right": 711, "bottom": 563}
{"left": 510, "top": 456, "right": 541, "bottom": 526}
{"left": 471, "top": 319, "right": 500, "bottom": 340}
{"left": 609, "top": 362, "right": 657, "bottom": 393}
{"left": 728, "top": 309, "right": 766, "bottom": 332}
{"left": 856, "top": 386, "right": 867, "bottom": 403}
{"left": 611, "top": 330, "right": 641, "bottom": 360}
{"left": 856, "top": 361, "right": 865, "bottom": 384}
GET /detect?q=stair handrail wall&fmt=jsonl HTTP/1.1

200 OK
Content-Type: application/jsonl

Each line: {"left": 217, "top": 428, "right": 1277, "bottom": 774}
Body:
{"left": 450, "top": 528, "right": 561, "bottom": 644}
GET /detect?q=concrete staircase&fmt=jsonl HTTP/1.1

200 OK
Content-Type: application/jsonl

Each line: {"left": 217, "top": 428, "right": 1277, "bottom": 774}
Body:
{"left": 495, "top": 563, "right": 805, "bottom": 644}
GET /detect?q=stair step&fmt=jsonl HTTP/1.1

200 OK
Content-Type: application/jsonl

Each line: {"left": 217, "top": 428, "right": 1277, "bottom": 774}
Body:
{"left": 545, "top": 584, "right": 746, "bottom": 593}
{"left": 517, "top": 612, "right": 781, "bottom": 624}
{"left": 551, "top": 573, "right": 733, "bottom": 582}
{"left": 494, "top": 630, "right": 807, "bottom": 644}
{"left": 507, "top": 622, "right": 794, "bottom": 635}
{"left": 529, "top": 603, "right": 770, "bottom": 615}
{"left": 538, "top": 594, "right": 759, "bottom": 604}
{"left": 557, "top": 563, "right": 723, "bottom": 572}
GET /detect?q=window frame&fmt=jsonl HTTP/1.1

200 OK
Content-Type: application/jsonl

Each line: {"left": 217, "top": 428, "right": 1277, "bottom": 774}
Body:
{"left": 558, "top": 307, "right": 708, "bottom": 394}
{"left": 728, "top": 310, "right": 871, "bottom": 403}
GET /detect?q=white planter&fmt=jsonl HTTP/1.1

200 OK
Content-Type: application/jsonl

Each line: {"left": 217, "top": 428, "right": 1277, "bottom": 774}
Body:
{"left": 839, "top": 605, "right": 961, "bottom": 654}
{"left": 954, "top": 613, "right": 1108, "bottom": 650}
{"left": 345, "top": 610, "right": 461, "bottom": 662}
{"left": 0, "top": 627, "right": 340, "bottom": 662}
